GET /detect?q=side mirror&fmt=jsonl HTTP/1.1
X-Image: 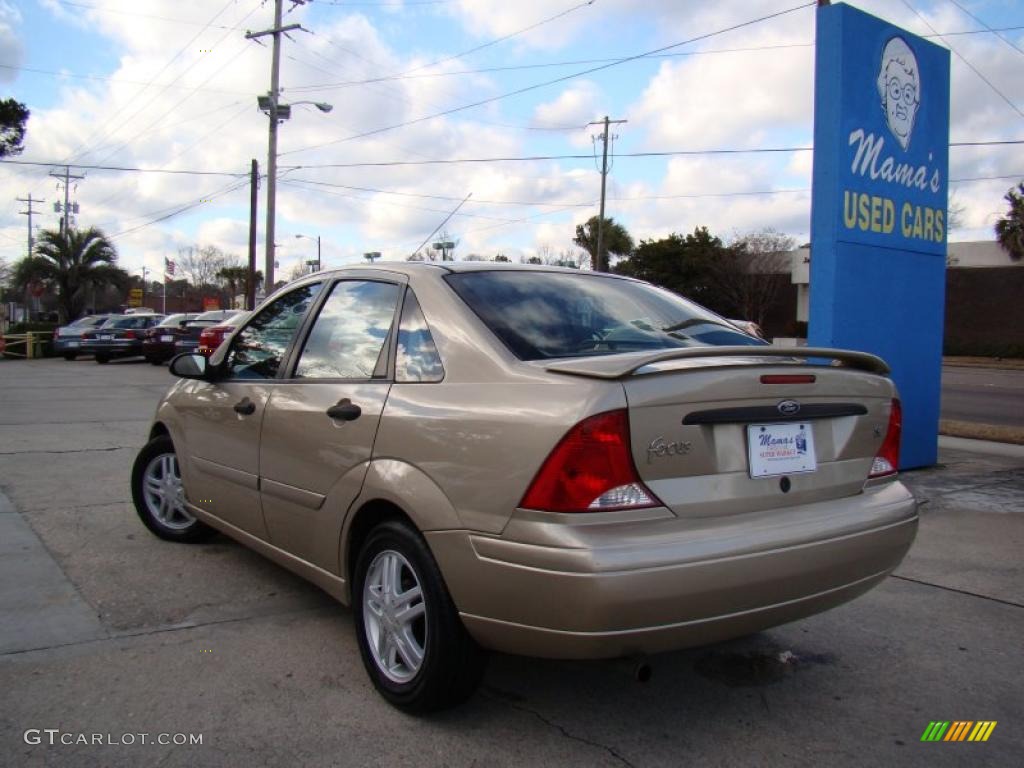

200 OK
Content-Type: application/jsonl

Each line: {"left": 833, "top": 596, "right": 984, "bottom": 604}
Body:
{"left": 169, "top": 353, "right": 209, "bottom": 380}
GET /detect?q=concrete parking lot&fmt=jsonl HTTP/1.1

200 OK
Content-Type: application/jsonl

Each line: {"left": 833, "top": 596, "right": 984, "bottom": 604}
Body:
{"left": 1, "top": 357, "right": 1022, "bottom": 767}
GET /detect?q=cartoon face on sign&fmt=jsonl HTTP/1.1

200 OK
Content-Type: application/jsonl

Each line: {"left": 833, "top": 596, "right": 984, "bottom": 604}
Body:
{"left": 877, "top": 36, "right": 920, "bottom": 150}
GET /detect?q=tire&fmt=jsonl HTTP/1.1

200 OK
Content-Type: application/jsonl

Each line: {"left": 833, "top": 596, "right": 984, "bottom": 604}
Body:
{"left": 131, "top": 435, "right": 214, "bottom": 543}
{"left": 353, "top": 519, "right": 487, "bottom": 712}
{"left": 148, "top": 357, "right": 163, "bottom": 366}
{"left": 63, "top": 352, "right": 77, "bottom": 361}
{"left": 95, "top": 354, "right": 109, "bottom": 364}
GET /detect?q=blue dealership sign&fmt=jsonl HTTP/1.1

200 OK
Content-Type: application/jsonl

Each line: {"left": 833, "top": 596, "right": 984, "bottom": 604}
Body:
{"left": 810, "top": 3, "right": 950, "bottom": 468}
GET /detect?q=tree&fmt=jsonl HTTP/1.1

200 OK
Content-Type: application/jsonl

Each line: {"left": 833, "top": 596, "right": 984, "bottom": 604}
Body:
{"left": 178, "top": 245, "right": 239, "bottom": 289}
{"left": 995, "top": 182, "right": 1024, "bottom": 261}
{"left": 710, "top": 229, "right": 796, "bottom": 328}
{"left": 217, "top": 266, "right": 261, "bottom": 309}
{"left": 613, "top": 227, "right": 732, "bottom": 310}
{"left": 573, "top": 216, "right": 634, "bottom": 271}
{"left": 12, "top": 227, "right": 129, "bottom": 321}
{"left": 0, "top": 99, "right": 29, "bottom": 158}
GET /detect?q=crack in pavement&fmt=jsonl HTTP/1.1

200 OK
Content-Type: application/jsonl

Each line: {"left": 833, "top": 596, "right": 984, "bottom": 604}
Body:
{"left": 483, "top": 693, "right": 636, "bottom": 768}
{"left": 0, "top": 446, "right": 136, "bottom": 456}
{"left": 890, "top": 574, "right": 1024, "bottom": 609}
{"left": 0, "top": 605, "right": 333, "bottom": 659}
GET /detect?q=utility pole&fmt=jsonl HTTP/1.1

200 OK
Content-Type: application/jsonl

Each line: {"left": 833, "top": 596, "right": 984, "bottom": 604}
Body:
{"left": 248, "top": 158, "right": 259, "bottom": 309}
{"left": 587, "top": 116, "right": 627, "bottom": 272}
{"left": 247, "top": 0, "right": 304, "bottom": 294}
{"left": 141, "top": 266, "right": 149, "bottom": 307}
{"left": 16, "top": 194, "right": 44, "bottom": 254}
{"left": 49, "top": 166, "right": 85, "bottom": 235}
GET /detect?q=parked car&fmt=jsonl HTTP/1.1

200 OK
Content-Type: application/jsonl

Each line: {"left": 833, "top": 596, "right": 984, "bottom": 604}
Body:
{"left": 53, "top": 315, "right": 112, "bottom": 360}
{"left": 81, "top": 314, "right": 165, "bottom": 363}
{"left": 142, "top": 314, "right": 202, "bottom": 365}
{"left": 172, "top": 310, "right": 245, "bottom": 357}
{"left": 132, "top": 263, "right": 916, "bottom": 712}
{"left": 196, "top": 311, "right": 250, "bottom": 357}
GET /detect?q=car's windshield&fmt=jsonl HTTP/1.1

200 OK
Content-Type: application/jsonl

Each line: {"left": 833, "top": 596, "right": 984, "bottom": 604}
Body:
{"left": 69, "top": 315, "right": 106, "bottom": 328}
{"left": 445, "top": 271, "right": 767, "bottom": 361}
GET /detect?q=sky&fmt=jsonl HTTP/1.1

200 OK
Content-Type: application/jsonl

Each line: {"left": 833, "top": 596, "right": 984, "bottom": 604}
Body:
{"left": 1, "top": 0, "right": 1023, "bottom": 282}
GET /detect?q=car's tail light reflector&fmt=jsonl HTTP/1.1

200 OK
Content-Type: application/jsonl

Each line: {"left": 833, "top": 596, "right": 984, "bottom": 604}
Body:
{"left": 869, "top": 399, "right": 902, "bottom": 478}
{"left": 123, "top": 330, "right": 136, "bottom": 339}
{"left": 520, "top": 409, "right": 661, "bottom": 513}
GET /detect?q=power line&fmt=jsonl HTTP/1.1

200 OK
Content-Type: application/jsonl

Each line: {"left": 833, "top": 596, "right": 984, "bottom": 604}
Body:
{"left": 279, "top": 139, "right": 1024, "bottom": 170}
{"left": 6, "top": 140, "right": 1018, "bottom": 178}
{"left": 390, "top": 0, "right": 597, "bottom": 79}
{"left": 279, "top": 1, "right": 818, "bottom": 156}
{"left": 107, "top": 178, "right": 251, "bottom": 240}
{"left": 0, "top": 63, "right": 252, "bottom": 96}
{"left": 900, "top": 0, "right": 1024, "bottom": 121}
{"left": 943, "top": 0, "right": 1024, "bottom": 59}
{"left": 0, "top": 159, "right": 246, "bottom": 176}
{"left": 48, "top": 0, "right": 252, "bottom": 30}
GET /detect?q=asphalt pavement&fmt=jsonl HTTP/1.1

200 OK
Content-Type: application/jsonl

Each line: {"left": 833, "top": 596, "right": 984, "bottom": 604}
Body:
{"left": 0, "top": 357, "right": 1021, "bottom": 767}
{"left": 941, "top": 365, "right": 1024, "bottom": 428}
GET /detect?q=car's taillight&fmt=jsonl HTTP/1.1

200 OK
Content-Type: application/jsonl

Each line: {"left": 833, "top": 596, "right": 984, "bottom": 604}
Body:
{"left": 869, "top": 399, "right": 902, "bottom": 478}
{"left": 82, "top": 332, "right": 94, "bottom": 340}
{"left": 123, "top": 330, "right": 136, "bottom": 339}
{"left": 53, "top": 329, "right": 59, "bottom": 341}
{"left": 520, "top": 409, "right": 662, "bottom": 513}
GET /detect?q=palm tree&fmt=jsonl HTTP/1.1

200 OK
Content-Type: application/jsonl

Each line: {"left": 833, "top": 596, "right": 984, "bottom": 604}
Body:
{"left": 995, "top": 182, "right": 1024, "bottom": 261}
{"left": 217, "top": 265, "right": 263, "bottom": 309}
{"left": 13, "top": 227, "right": 129, "bottom": 321}
{"left": 573, "top": 215, "right": 634, "bottom": 271}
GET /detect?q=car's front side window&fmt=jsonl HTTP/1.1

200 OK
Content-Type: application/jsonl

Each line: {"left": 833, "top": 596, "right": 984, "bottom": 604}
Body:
{"left": 294, "top": 280, "right": 401, "bottom": 380}
{"left": 226, "top": 283, "right": 321, "bottom": 380}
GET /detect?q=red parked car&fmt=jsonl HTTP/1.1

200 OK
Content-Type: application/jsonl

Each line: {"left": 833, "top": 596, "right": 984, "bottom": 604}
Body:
{"left": 197, "top": 311, "right": 250, "bottom": 356}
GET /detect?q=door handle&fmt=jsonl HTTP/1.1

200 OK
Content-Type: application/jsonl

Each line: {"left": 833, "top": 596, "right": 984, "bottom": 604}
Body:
{"left": 233, "top": 397, "right": 256, "bottom": 415}
{"left": 326, "top": 399, "right": 361, "bottom": 421}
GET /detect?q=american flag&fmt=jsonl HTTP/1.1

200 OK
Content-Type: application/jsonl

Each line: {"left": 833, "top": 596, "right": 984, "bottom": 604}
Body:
{"left": 165, "top": 257, "right": 175, "bottom": 277}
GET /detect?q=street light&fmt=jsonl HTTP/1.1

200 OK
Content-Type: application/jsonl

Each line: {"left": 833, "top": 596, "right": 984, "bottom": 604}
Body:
{"left": 258, "top": 92, "right": 332, "bottom": 292}
{"left": 295, "top": 233, "right": 321, "bottom": 272}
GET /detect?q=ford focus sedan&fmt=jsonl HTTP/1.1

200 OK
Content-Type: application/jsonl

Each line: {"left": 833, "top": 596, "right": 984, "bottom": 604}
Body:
{"left": 132, "top": 262, "right": 917, "bottom": 712}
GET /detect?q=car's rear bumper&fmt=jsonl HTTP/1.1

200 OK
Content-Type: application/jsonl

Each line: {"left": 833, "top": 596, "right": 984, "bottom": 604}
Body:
{"left": 426, "top": 480, "right": 918, "bottom": 659}
{"left": 85, "top": 342, "right": 144, "bottom": 356}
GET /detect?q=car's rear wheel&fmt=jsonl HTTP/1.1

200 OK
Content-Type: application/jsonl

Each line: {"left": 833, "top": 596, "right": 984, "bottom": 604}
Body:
{"left": 353, "top": 519, "right": 486, "bottom": 712}
{"left": 131, "top": 435, "right": 214, "bottom": 543}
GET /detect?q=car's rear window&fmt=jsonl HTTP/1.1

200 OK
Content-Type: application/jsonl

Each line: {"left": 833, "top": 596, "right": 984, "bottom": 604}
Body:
{"left": 444, "top": 271, "right": 767, "bottom": 361}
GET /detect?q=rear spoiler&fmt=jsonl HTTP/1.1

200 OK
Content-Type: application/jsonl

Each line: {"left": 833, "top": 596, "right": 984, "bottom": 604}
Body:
{"left": 544, "top": 346, "right": 890, "bottom": 379}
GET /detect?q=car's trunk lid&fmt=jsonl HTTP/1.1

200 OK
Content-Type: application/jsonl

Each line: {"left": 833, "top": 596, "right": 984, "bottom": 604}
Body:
{"left": 547, "top": 348, "right": 896, "bottom": 519}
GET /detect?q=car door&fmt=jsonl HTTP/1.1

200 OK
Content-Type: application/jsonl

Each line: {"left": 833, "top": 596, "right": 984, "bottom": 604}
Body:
{"left": 175, "top": 282, "right": 323, "bottom": 539}
{"left": 258, "top": 278, "right": 404, "bottom": 573}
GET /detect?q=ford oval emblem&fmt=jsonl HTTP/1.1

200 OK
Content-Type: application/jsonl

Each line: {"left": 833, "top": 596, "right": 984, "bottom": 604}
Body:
{"left": 777, "top": 400, "right": 801, "bottom": 416}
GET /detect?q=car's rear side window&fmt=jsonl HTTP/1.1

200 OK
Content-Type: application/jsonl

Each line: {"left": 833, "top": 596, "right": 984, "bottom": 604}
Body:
{"left": 445, "top": 271, "right": 766, "bottom": 361}
{"left": 395, "top": 289, "right": 444, "bottom": 383}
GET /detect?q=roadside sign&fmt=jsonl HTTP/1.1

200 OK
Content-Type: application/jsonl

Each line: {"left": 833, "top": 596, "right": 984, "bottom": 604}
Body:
{"left": 128, "top": 288, "right": 143, "bottom": 307}
{"left": 202, "top": 297, "right": 220, "bottom": 311}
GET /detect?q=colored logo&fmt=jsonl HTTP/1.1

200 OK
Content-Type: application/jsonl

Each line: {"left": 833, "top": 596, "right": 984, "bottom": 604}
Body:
{"left": 920, "top": 721, "right": 997, "bottom": 742}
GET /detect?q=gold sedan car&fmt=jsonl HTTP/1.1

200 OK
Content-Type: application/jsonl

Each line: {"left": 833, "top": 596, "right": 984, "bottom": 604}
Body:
{"left": 132, "top": 263, "right": 917, "bottom": 712}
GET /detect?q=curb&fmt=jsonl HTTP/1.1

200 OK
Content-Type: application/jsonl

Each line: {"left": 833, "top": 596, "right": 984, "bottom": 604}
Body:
{"left": 938, "top": 435, "right": 1024, "bottom": 460}
{"left": 939, "top": 420, "right": 1024, "bottom": 446}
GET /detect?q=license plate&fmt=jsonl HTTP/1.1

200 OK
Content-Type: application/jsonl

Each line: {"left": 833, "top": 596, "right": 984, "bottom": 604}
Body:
{"left": 160, "top": 335, "right": 174, "bottom": 342}
{"left": 68, "top": 341, "right": 79, "bottom": 347}
{"left": 747, "top": 423, "right": 817, "bottom": 478}
{"left": 100, "top": 334, "right": 113, "bottom": 340}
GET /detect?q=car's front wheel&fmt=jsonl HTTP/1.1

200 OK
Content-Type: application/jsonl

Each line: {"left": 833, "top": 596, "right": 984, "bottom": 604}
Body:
{"left": 131, "top": 435, "right": 214, "bottom": 543}
{"left": 353, "top": 519, "right": 486, "bottom": 712}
